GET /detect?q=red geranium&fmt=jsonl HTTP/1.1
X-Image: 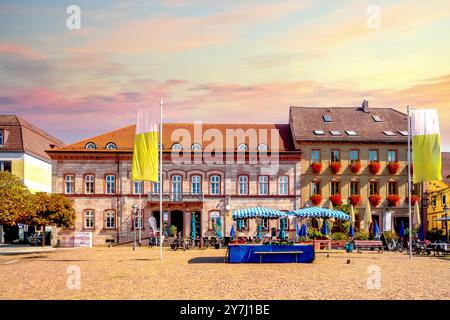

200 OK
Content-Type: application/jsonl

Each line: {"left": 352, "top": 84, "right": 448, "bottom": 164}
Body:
{"left": 368, "top": 161, "right": 381, "bottom": 174}
{"left": 387, "top": 195, "right": 401, "bottom": 207}
{"left": 310, "top": 194, "right": 322, "bottom": 206}
{"left": 311, "top": 162, "right": 322, "bottom": 174}
{"left": 348, "top": 194, "right": 362, "bottom": 206}
{"left": 330, "top": 194, "right": 343, "bottom": 206}
{"left": 387, "top": 161, "right": 400, "bottom": 174}
{"left": 330, "top": 162, "right": 342, "bottom": 174}
{"left": 349, "top": 161, "right": 361, "bottom": 173}
{"left": 369, "top": 194, "right": 382, "bottom": 207}
{"left": 408, "top": 194, "right": 420, "bottom": 205}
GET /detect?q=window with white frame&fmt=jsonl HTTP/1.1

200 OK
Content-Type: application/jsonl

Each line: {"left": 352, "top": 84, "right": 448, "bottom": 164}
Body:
{"left": 65, "top": 175, "right": 74, "bottom": 194}
{"left": 84, "top": 210, "right": 94, "bottom": 229}
{"left": 133, "top": 181, "right": 143, "bottom": 194}
{"left": 85, "top": 175, "right": 94, "bottom": 194}
{"left": 279, "top": 176, "right": 288, "bottom": 195}
{"left": 153, "top": 176, "right": 160, "bottom": 193}
{"left": 258, "top": 176, "right": 268, "bottom": 195}
{"left": 105, "top": 210, "right": 115, "bottom": 229}
{"left": 311, "top": 181, "right": 320, "bottom": 195}
{"left": 0, "top": 161, "right": 12, "bottom": 173}
{"left": 238, "top": 175, "right": 249, "bottom": 195}
{"left": 261, "top": 217, "right": 269, "bottom": 230}
{"left": 172, "top": 175, "right": 182, "bottom": 201}
{"left": 105, "top": 175, "right": 115, "bottom": 194}
{"left": 210, "top": 175, "right": 220, "bottom": 195}
{"left": 134, "top": 210, "right": 143, "bottom": 229}
{"left": 191, "top": 175, "right": 201, "bottom": 194}
{"left": 388, "top": 150, "right": 397, "bottom": 163}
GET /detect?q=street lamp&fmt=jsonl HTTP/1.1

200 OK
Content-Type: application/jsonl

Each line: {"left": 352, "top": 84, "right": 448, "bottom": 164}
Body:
{"left": 444, "top": 203, "right": 449, "bottom": 243}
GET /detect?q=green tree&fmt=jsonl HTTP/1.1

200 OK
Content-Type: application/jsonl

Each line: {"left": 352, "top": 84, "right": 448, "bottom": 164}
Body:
{"left": 0, "top": 171, "right": 35, "bottom": 226}
{"left": 25, "top": 192, "right": 76, "bottom": 246}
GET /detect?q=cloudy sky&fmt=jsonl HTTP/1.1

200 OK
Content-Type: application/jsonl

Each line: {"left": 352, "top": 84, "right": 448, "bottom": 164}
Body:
{"left": 1, "top": 0, "right": 450, "bottom": 148}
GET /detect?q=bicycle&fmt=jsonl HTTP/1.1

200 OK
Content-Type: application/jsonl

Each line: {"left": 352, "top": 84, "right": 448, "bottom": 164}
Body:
{"left": 387, "top": 237, "right": 403, "bottom": 252}
{"left": 172, "top": 232, "right": 190, "bottom": 251}
{"left": 28, "top": 232, "right": 42, "bottom": 246}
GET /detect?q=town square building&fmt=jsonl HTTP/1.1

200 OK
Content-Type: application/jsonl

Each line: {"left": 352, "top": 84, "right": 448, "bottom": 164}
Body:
{"left": 47, "top": 103, "right": 412, "bottom": 246}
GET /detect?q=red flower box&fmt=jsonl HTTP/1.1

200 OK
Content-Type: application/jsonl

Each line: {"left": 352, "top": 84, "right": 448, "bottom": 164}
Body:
{"left": 349, "top": 161, "right": 361, "bottom": 173}
{"left": 368, "top": 161, "right": 381, "bottom": 174}
{"left": 330, "top": 194, "right": 343, "bottom": 206}
{"left": 408, "top": 194, "right": 420, "bottom": 205}
{"left": 387, "top": 195, "right": 401, "bottom": 207}
{"left": 330, "top": 162, "right": 341, "bottom": 174}
{"left": 387, "top": 161, "right": 400, "bottom": 174}
{"left": 311, "top": 162, "right": 322, "bottom": 174}
{"left": 348, "top": 194, "right": 362, "bottom": 206}
{"left": 310, "top": 194, "right": 322, "bottom": 206}
{"left": 369, "top": 195, "right": 382, "bottom": 207}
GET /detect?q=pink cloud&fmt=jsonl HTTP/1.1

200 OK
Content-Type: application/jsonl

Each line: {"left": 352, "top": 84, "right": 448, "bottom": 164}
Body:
{"left": 0, "top": 42, "right": 48, "bottom": 59}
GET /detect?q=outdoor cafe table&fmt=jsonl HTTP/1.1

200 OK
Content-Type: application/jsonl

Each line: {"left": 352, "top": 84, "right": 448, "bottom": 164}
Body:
{"left": 227, "top": 244, "right": 315, "bottom": 263}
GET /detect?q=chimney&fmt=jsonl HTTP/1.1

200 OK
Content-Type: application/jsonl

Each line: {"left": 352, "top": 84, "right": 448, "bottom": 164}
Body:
{"left": 362, "top": 100, "right": 369, "bottom": 112}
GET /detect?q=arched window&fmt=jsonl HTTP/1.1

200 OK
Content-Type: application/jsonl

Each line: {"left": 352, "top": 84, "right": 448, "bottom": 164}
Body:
{"left": 171, "top": 143, "right": 182, "bottom": 151}
{"left": 106, "top": 142, "right": 117, "bottom": 149}
{"left": 257, "top": 143, "right": 268, "bottom": 151}
{"left": 237, "top": 143, "right": 248, "bottom": 151}
{"left": 191, "top": 143, "right": 202, "bottom": 151}
{"left": 85, "top": 142, "right": 96, "bottom": 149}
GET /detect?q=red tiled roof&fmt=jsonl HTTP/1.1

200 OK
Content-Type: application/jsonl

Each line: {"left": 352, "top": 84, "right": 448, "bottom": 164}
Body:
{"left": 0, "top": 115, "right": 64, "bottom": 162}
{"left": 52, "top": 123, "right": 296, "bottom": 152}
{"left": 289, "top": 106, "right": 408, "bottom": 143}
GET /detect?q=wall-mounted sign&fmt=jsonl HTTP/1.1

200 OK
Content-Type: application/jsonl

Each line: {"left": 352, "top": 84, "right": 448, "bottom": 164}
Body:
{"left": 210, "top": 212, "right": 220, "bottom": 218}
{"left": 163, "top": 212, "right": 169, "bottom": 221}
{"left": 74, "top": 232, "right": 92, "bottom": 247}
{"left": 383, "top": 212, "right": 392, "bottom": 232}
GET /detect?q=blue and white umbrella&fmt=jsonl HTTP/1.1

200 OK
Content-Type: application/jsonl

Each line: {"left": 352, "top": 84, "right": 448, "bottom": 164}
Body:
{"left": 232, "top": 207, "right": 287, "bottom": 220}
{"left": 288, "top": 207, "right": 350, "bottom": 221}
{"left": 230, "top": 224, "right": 236, "bottom": 239}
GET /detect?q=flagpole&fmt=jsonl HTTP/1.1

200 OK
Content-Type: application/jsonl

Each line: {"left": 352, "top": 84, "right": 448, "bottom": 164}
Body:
{"left": 159, "top": 98, "right": 163, "bottom": 261}
{"left": 407, "top": 105, "right": 412, "bottom": 259}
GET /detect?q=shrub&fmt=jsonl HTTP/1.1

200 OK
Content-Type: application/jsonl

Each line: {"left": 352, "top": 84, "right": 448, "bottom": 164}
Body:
{"left": 310, "top": 194, "right": 322, "bottom": 206}
{"left": 427, "top": 228, "right": 445, "bottom": 241}
{"left": 331, "top": 232, "right": 348, "bottom": 240}
{"left": 387, "top": 195, "right": 400, "bottom": 207}
{"left": 369, "top": 194, "right": 382, "bottom": 207}
{"left": 349, "top": 161, "right": 361, "bottom": 173}
{"left": 354, "top": 230, "right": 369, "bottom": 240}
{"left": 368, "top": 161, "right": 381, "bottom": 174}
{"left": 383, "top": 231, "right": 397, "bottom": 242}
{"left": 169, "top": 225, "right": 177, "bottom": 237}
{"left": 330, "top": 194, "right": 343, "bottom": 206}
{"left": 307, "top": 227, "right": 323, "bottom": 239}
{"left": 387, "top": 161, "right": 400, "bottom": 174}
{"left": 348, "top": 194, "right": 362, "bottom": 206}
{"left": 311, "top": 162, "right": 322, "bottom": 174}
{"left": 330, "top": 162, "right": 342, "bottom": 174}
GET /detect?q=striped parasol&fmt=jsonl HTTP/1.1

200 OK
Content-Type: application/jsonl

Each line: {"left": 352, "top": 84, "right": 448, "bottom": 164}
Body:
{"left": 287, "top": 207, "right": 350, "bottom": 221}
{"left": 232, "top": 207, "right": 287, "bottom": 220}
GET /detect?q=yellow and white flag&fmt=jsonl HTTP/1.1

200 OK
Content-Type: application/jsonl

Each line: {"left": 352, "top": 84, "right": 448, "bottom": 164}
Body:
{"left": 411, "top": 109, "right": 442, "bottom": 184}
{"left": 132, "top": 106, "right": 160, "bottom": 182}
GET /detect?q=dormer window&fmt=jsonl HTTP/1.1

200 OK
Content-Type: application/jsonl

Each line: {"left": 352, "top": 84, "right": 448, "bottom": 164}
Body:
{"left": 171, "top": 143, "right": 183, "bottom": 151}
{"left": 372, "top": 115, "right": 382, "bottom": 122}
{"left": 237, "top": 143, "right": 248, "bottom": 151}
{"left": 323, "top": 114, "right": 332, "bottom": 122}
{"left": 398, "top": 131, "right": 409, "bottom": 136}
{"left": 257, "top": 143, "right": 268, "bottom": 151}
{"left": 106, "top": 142, "right": 117, "bottom": 149}
{"left": 330, "top": 130, "right": 342, "bottom": 136}
{"left": 383, "top": 130, "right": 396, "bottom": 136}
{"left": 85, "top": 142, "right": 96, "bottom": 149}
{"left": 346, "top": 130, "right": 358, "bottom": 136}
{"left": 191, "top": 143, "right": 202, "bottom": 151}
{"left": 313, "top": 130, "right": 325, "bottom": 135}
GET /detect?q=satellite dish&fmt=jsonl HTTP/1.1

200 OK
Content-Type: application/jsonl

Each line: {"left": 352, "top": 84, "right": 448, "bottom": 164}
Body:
{"left": 148, "top": 217, "right": 157, "bottom": 230}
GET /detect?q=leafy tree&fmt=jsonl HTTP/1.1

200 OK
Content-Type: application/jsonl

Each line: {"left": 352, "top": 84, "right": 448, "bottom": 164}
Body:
{"left": 28, "top": 192, "right": 75, "bottom": 246}
{"left": 0, "top": 171, "right": 35, "bottom": 226}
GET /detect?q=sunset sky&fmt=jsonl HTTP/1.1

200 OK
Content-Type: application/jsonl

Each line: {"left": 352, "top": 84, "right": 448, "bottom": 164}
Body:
{"left": 1, "top": 0, "right": 450, "bottom": 149}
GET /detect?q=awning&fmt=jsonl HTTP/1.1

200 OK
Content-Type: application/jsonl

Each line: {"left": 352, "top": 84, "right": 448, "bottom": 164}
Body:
{"left": 288, "top": 207, "right": 351, "bottom": 221}
{"left": 232, "top": 207, "right": 287, "bottom": 220}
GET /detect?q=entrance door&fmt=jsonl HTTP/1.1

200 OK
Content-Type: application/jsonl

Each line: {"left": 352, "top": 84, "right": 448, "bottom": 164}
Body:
{"left": 170, "top": 210, "right": 184, "bottom": 236}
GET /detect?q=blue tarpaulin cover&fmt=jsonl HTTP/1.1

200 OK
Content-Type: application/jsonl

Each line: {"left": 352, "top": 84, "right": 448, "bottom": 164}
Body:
{"left": 227, "top": 244, "right": 315, "bottom": 263}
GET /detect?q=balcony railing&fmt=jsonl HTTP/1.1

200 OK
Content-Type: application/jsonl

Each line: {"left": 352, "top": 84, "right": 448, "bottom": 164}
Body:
{"left": 147, "top": 192, "right": 204, "bottom": 202}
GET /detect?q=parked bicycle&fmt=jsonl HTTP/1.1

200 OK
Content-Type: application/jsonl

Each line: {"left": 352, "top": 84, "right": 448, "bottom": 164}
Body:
{"left": 171, "top": 232, "right": 190, "bottom": 251}
{"left": 28, "top": 232, "right": 43, "bottom": 246}
{"left": 387, "top": 237, "right": 403, "bottom": 252}
{"left": 187, "top": 236, "right": 209, "bottom": 249}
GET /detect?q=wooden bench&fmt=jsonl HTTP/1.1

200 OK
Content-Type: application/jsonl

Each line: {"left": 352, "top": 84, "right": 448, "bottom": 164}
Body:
{"left": 254, "top": 251, "right": 303, "bottom": 263}
{"left": 354, "top": 240, "right": 383, "bottom": 253}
